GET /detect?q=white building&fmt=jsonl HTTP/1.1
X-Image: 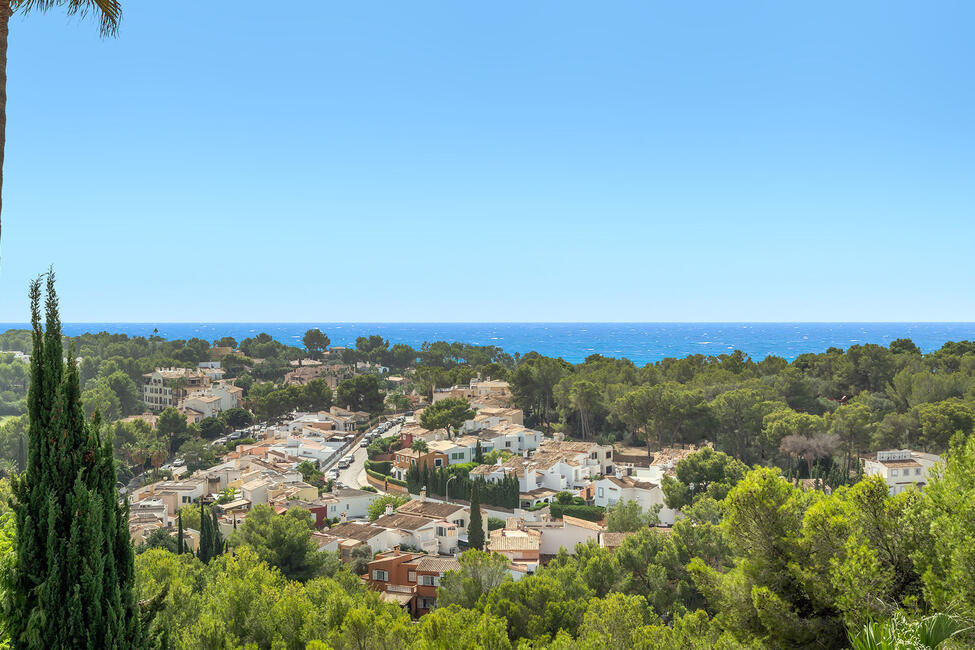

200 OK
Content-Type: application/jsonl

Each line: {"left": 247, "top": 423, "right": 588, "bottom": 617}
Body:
{"left": 863, "top": 449, "right": 941, "bottom": 495}
{"left": 592, "top": 475, "right": 676, "bottom": 526}
{"left": 321, "top": 488, "right": 380, "bottom": 521}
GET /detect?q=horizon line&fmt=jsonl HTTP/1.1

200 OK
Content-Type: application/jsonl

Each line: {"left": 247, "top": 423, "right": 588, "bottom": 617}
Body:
{"left": 3, "top": 321, "right": 975, "bottom": 326}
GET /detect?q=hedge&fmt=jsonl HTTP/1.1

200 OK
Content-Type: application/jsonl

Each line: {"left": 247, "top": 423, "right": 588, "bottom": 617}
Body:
{"left": 366, "top": 468, "right": 407, "bottom": 487}
{"left": 549, "top": 503, "right": 605, "bottom": 523}
{"left": 365, "top": 460, "right": 392, "bottom": 475}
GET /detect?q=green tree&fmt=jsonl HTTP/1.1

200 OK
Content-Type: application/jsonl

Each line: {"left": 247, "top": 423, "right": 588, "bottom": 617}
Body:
{"left": 197, "top": 504, "right": 224, "bottom": 563}
{"left": 336, "top": 374, "right": 385, "bottom": 413}
{"left": 420, "top": 397, "right": 476, "bottom": 439}
{"left": 410, "top": 439, "right": 429, "bottom": 453}
{"left": 138, "top": 528, "right": 176, "bottom": 554}
{"left": 219, "top": 407, "right": 253, "bottom": 429}
{"left": 302, "top": 328, "right": 330, "bottom": 359}
{"left": 368, "top": 493, "right": 409, "bottom": 521}
{"left": 414, "top": 605, "right": 512, "bottom": 649}
{"left": 198, "top": 416, "right": 226, "bottom": 440}
{"left": 468, "top": 483, "right": 485, "bottom": 550}
{"left": 437, "top": 549, "right": 512, "bottom": 609}
{"left": 349, "top": 544, "right": 373, "bottom": 576}
{"left": 156, "top": 406, "right": 188, "bottom": 451}
{"left": 231, "top": 504, "right": 338, "bottom": 581}
{"left": 178, "top": 438, "right": 218, "bottom": 473}
{"left": 605, "top": 498, "right": 655, "bottom": 532}
{"left": 661, "top": 446, "right": 748, "bottom": 510}
{"left": 911, "top": 433, "right": 975, "bottom": 619}
{"left": 8, "top": 274, "right": 143, "bottom": 647}
{"left": 104, "top": 370, "right": 143, "bottom": 416}
{"left": 296, "top": 460, "right": 325, "bottom": 487}
{"left": 576, "top": 593, "right": 657, "bottom": 650}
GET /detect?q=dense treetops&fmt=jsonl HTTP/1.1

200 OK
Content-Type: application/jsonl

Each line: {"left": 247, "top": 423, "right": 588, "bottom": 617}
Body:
{"left": 113, "top": 433, "right": 975, "bottom": 647}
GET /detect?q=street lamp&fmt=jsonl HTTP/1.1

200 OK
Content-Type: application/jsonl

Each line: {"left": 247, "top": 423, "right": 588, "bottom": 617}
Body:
{"left": 445, "top": 476, "right": 457, "bottom": 503}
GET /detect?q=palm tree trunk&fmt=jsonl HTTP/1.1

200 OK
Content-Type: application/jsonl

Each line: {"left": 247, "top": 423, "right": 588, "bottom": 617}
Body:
{"left": 0, "top": 0, "right": 11, "bottom": 253}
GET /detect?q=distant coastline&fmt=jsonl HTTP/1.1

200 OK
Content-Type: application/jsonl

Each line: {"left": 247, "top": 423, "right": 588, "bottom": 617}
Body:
{"left": 4, "top": 322, "right": 975, "bottom": 366}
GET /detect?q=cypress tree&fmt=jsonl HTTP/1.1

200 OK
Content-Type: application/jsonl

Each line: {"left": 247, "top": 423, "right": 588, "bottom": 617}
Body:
{"left": 177, "top": 510, "right": 185, "bottom": 555}
{"left": 468, "top": 483, "right": 484, "bottom": 550}
{"left": 9, "top": 274, "right": 143, "bottom": 648}
{"left": 474, "top": 440, "right": 484, "bottom": 464}
{"left": 196, "top": 504, "right": 223, "bottom": 564}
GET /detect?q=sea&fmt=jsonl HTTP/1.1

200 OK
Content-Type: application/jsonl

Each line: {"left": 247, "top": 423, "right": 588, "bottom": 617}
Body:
{"left": 3, "top": 322, "right": 975, "bottom": 366}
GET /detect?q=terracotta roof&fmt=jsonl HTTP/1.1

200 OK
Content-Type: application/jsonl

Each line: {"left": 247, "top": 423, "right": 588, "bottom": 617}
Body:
{"left": 600, "top": 531, "right": 635, "bottom": 548}
{"left": 562, "top": 515, "right": 603, "bottom": 531}
{"left": 605, "top": 475, "right": 658, "bottom": 490}
{"left": 397, "top": 500, "right": 466, "bottom": 520}
{"left": 326, "top": 522, "right": 384, "bottom": 542}
{"left": 411, "top": 556, "right": 461, "bottom": 573}
{"left": 380, "top": 591, "right": 414, "bottom": 606}
{"left": 489, "top": 528, "right": 541, "bottom": 552}
{"left": 372, "top": 513, "right": 437, "bottom": 531}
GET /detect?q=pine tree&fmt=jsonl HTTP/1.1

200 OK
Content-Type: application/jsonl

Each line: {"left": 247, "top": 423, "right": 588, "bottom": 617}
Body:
{"left": 9, "top": 274, "right": 143, "bottom": 648}
{"left": 468, "top": 483, "right": 485, "bottom": 550}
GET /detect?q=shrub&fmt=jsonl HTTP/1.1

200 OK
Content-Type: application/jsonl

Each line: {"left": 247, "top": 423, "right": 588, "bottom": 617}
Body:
{"left": 488, "top": 517, "right": 506, "bottom": 531}
{"left": 365, "top": 460, "right": 392, "bottom": 475}
{"left": 550, "top": 504, "right": 605, "bottom": 523}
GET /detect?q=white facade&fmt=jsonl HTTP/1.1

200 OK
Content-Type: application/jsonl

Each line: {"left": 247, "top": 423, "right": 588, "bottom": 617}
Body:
{"left": 863, "top": 450, "right": 941, "bottom": 495}
{"left": 323, "top": 489, "right": 380, "bottom": 521}
{"left": 593, "top": 476, "right": 677, "bottom": 526}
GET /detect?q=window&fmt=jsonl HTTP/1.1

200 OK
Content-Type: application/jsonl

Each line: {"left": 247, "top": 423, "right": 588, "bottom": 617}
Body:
{"left": 505, "top": 441, "right": 511, "bottom": 448}
{"left": 436, "top": 526, "right": 447, "bottom": 536}
{"left": 891, "top": 469, "right": 898, "bottom": 477}
{"left": 591, "top": 452, "right": 597, "bottom": 459}
{"left": 435, "top": 458, "right": 443, "bottom": 467}
{"left": 372, "top": 569, "right": 388, "bottom": 581}
{"left": 452, "top": 518, "right": 464, "bottom": 527}
{"left": 597, "top": 487, "right": 604, "bottom": 498}
{"left": 408, "top": 571, "right": 416, "bottom": 582}
{"left": 915, "top": 468, "right": 921, "bottom": 476}
{"left": 419, "top": 575, "right": 435, "bottom": 586}
{"left": 605, "top": 451, "right": 612, "bottom": 459}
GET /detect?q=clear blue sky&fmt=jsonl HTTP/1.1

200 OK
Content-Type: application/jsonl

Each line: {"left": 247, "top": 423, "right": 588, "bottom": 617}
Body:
{"left": 0, "top": 1, "right": 972, "bottom": 322}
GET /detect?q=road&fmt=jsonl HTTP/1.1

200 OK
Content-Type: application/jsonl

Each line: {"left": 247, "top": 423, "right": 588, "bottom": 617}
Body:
{"left": 340, "top": 422, "right": 401, "bottom": 491}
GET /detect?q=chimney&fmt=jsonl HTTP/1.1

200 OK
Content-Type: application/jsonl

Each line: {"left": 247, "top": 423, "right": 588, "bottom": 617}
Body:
{"left": 340, "top": 511, "right": 347, "bottom": 523}
{"left": 385, "top": 503, "right": 394, "bottom": 516}
{"left": 420, "top": 488, "right": 427, "bottom": 502}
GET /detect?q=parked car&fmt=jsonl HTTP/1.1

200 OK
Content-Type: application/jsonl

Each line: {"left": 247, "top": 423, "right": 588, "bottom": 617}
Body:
{"left": 327, "top": 469, "right": 339, "bottom": 480}
{"left": 337, "top": 459, "right": 351, "bottom": 470}
{"left": 173, "top": 458, "right": 185, "bottom": 467}
{"left": 360, "top": 439, "right": 370, "bottom": 447}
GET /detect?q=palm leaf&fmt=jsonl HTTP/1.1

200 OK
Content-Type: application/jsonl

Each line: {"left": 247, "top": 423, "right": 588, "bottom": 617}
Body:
{"left": 12, "top": 0, "right": 122, "bottom": 37}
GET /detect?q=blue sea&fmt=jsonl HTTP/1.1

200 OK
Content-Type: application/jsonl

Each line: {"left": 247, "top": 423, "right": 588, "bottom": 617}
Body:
{"left": 4, "top": 323, "right": 975, "bottom": 365}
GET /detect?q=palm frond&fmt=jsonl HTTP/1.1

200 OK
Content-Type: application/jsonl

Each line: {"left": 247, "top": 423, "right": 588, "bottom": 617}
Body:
{"left": 12, "top": 0, "right": 121, "bottom": 37}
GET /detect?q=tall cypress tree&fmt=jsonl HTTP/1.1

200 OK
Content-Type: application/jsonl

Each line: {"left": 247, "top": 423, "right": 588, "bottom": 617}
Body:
{"left": 177, "top": 510, "right": 185, "bottom": 555}
{"left": 196, "top": 504, "right": 223, "bottom": 564}
{"left": 9, "top": 273, "right": 143, "bottom": 648}
{"left": 468, "top": 483, "right": 484, "bottom": 550}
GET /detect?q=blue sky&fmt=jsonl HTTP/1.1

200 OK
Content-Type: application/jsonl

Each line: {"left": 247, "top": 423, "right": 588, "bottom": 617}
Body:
{"left": 0, "top": 1, "right": 972, "bottom": 322}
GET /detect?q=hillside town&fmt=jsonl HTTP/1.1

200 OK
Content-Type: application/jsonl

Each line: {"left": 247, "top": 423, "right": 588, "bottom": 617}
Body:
{"left": 124, "top": 355, "right": 943, "bottom": 618}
